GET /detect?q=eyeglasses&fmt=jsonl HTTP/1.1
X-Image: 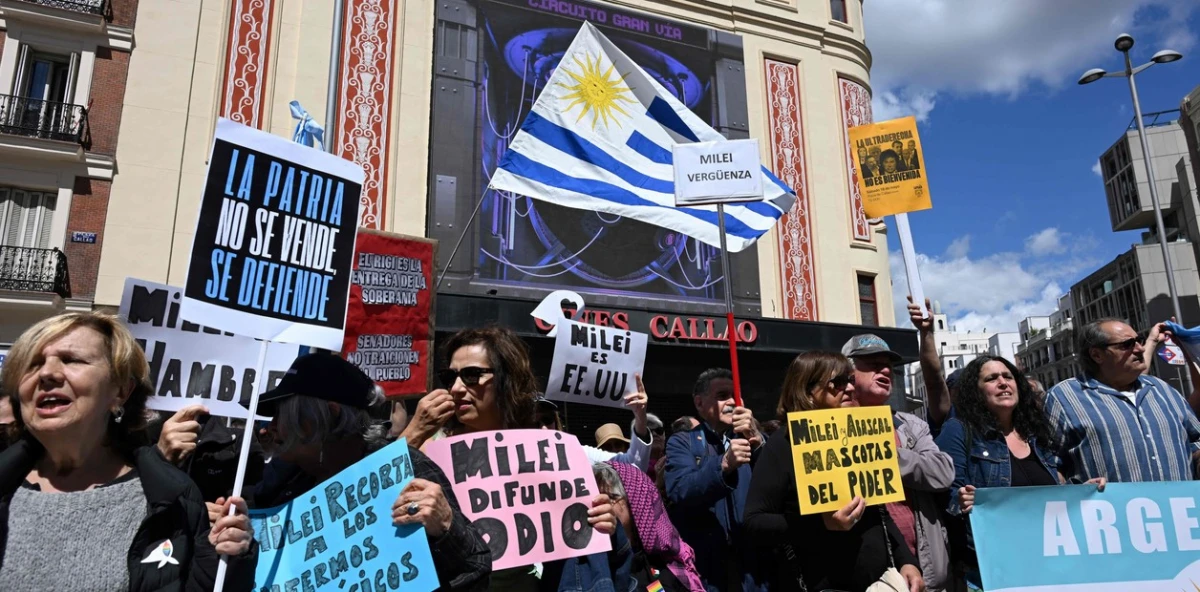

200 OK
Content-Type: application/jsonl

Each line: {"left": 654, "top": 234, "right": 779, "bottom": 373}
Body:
{"left": 437, "top": 366, "right": 495, "bottom": 388}
{"left": 1105, "top": 338, "right": 1139, "bottom": 352}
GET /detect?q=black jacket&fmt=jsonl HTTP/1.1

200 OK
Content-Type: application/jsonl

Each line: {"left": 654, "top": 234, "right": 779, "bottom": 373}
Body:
{"left": 744, "top": 430, "right": 920, "bottom": 592}
{"left": 0, "top": 439, "right": 258, "bottom": 592}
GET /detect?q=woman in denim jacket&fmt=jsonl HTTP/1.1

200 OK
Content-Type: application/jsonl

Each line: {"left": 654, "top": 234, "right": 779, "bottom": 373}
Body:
{"left": 934, "top": 356, "right": 1103, "bottom": 591}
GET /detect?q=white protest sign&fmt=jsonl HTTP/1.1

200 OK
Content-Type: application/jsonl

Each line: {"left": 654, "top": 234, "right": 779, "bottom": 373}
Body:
{"left": 119, "top": 277, "right": 301, "bottom": 419}
{"left": 180, "top": 118, "right": 364, "bottom": 351}
{"left": 530, "top": 289, "right": 585, "bottom": 337}
{"left": 545, "top": 319, "right": 647, "bottom": 409}
{"left": 672, "top": 139, "right": 764, "bottom": 206}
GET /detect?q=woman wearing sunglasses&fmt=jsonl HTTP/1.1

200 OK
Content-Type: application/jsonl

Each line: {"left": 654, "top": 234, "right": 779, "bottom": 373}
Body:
{"left": 405, "top": 326, "right": 622, "bottom": 592}
{"left": 934, "top": 355, "right": 1104, "bottom": 591}
{"left": 744, "top": 351, "right": 923, "bottom": 592}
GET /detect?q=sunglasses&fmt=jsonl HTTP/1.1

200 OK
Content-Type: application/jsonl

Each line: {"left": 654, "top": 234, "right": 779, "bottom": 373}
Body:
{"left": 437, "top": 366, "right": 495, "bottom": 388}
{"left": 1105, "top": 337, "right": 1139, "bottom": 352}
{"left": 828, "top": 374, "right": 854, "bottom": 390}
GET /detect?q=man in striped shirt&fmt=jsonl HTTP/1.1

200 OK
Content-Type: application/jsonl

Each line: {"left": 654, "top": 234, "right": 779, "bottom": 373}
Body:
{"left": 1045, "top": 318, "right": 1200, "bottom": 483}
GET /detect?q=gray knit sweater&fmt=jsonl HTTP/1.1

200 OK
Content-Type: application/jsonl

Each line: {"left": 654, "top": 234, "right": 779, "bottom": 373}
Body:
{"left": 0, "top": 476, "right": 147, "bottom": 592}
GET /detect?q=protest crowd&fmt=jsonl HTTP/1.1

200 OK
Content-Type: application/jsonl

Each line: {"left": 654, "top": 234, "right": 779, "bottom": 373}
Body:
{"left": 0, "top": 293, "right": 1196, "bottom": 592}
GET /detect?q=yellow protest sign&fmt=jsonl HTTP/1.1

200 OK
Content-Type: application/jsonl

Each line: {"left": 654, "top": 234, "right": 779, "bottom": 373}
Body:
{"left": 787, "top": 406, "right": 905, "bottom": 515}
{"left": 848, "top": 116, "right": 932, "bottom": 218}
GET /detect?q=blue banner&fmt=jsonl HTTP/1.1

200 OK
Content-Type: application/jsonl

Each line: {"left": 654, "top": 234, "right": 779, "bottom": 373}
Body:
{"left": 972, "top": 482, "right": 1200, "bottom": 591}
{"left": 249, "top": 438, "right": 439, "bottom": 592}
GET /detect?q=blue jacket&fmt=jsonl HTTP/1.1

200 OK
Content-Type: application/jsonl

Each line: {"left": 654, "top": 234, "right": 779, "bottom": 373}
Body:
{"left": 935, "top": 417, "right": 1060, "bottom": 555}
{"left": 550, "top": 526, "right": 635, "bottom": 592}
{"left": 664, "top": 423, "right": 767, "bottom": 592}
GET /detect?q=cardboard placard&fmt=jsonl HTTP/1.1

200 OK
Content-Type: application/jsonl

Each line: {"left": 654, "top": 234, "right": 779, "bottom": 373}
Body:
{"left": 119, "top": 277, "right": 301, "bottom": 419}
{"left": 249, "top": 438, "right": 438, "bottom": 592}
{"left": 972, "top": 482, "right": 1200, "bottom": 591}
{"left": 672, "top": 139, "right": 764, "bottom": 206}
{"left": 544, "top": 319, "right": 648, "bottom": 409}
{"left": 787, "top": 406, "right": 905, "bottom": 514}
{"left": 423, "top": 430, "right": 612, "bottom": 570}
{"left": 847, "top": 116, "right": 933, "bottom": 219}
{"left": 180, "top": 118, "right": 364, "bottom": 350}
{"left": 342, "top": 230, "right": 436, "bottom": 397}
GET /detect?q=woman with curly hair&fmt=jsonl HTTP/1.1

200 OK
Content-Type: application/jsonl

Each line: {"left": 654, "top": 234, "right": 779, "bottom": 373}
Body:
{"left": 934, "top": 355, "right": 1103, "bottom": 591}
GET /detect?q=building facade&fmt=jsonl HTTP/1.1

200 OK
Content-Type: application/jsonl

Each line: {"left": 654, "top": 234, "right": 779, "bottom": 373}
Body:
{"left": 0, "top": 0, "right": 135, "bottom": 354}
{"left": 95, "top": 0, "right": 894, "bottom": 326}
{"left": 78, "top": 0, "right": 909, "bottom": 437}
{"left": 1015, "top": 293, "right": 1078, "bottom": 389}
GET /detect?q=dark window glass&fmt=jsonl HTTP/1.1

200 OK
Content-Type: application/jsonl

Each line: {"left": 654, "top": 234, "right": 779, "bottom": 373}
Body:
{"left": 831, "top": 0, "right": 847, "bottom": 22}
{"left": 857, "top": 273, "right": 877, "bottom": 326}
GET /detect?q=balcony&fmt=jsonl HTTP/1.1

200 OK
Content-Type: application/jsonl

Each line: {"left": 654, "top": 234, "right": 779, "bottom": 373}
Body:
{"left": 0, "top": 95, "right": 89, "bottom": 146}
{"left": 0, "top": 0, "right": 111, "bottom": 31}
{"left": 0, "top": 246, "right": 71, "bottom": 298}
{"left": 14, "top": 0, "right": 107, "bottom": 15}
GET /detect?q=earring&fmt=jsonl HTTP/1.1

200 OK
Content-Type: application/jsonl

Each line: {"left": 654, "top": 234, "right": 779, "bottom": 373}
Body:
{"left": 112, "top": 407, "right": 125, "bottom": 424}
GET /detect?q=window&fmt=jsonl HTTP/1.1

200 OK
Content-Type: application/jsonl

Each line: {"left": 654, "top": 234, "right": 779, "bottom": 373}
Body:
{"left": 831, "top": 0, "right": 848, "bottom": 22}
{"left": 0, "top": 188, "right": 57, "bottom": 248}
{"left": 7, "top": 49, "right": 79, "bottom": 137}
{"left": 857, "top": 273, "right": 878, "bottom": 326}
{"left": 19, "top": 53, "right": 74, "bottom": 104}
{"left": 937, "top": 319, "right": 944, "bottom": 330}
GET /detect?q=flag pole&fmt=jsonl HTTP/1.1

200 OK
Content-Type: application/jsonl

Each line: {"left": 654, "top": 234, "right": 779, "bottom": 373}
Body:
{"left": 894, "top": 213, "right": 927, "bottom": 319}
{"left": 715, "top": 204, "right": 744, "bottom": 408}
{"left": 212, "top": 338, "right": 269, "bottom": 592}
{"left": 435, "top": 184, "right": 492, "bottom": 291}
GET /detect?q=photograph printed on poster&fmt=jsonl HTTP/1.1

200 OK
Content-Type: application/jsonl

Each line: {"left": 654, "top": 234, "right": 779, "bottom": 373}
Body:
{"left": 181, "top": 119, "right": 364, "bottom": 350}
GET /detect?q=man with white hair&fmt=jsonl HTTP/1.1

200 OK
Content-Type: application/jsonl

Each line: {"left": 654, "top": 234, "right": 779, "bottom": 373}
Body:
{"left": 843, "top": 334, "right": 958, "bottom": 592}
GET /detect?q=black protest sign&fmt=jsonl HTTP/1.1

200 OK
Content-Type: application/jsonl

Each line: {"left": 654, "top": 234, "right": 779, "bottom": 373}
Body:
{"left": 181, "top": 118, "right": 364, "bottom": 350}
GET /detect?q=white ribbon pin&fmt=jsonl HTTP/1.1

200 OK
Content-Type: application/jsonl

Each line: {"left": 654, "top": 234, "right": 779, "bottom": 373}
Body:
{"left": 141, "top": 540, "right": 181, "bottom": 569}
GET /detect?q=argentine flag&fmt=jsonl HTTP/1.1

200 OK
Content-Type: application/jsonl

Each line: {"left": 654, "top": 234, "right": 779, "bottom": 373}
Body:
{"left": 490, "top": 22, "right": 795, "bottom": 253}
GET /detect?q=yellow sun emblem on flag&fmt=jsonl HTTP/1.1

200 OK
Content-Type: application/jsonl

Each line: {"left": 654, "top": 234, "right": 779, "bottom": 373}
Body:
{"left": 558, "top": 53, "right": 635, "bottom": 129}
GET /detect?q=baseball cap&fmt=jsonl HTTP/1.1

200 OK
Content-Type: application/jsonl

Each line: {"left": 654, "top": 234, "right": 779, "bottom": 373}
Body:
{"left": 842, "top": 334, "right": 903, "bottom": 364}
{"left": 946, "top": 369, "right": 964, "bottom": 390}
{"left": 594, "top": 423, "right": 630, "bottom": 448}
{"left": 256, "top": 353, "right": 376, "bottom": 418}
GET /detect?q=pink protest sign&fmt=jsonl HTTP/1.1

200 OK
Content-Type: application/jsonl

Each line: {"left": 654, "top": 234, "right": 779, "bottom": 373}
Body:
{"left": 423, "top": 429, "right": 611, "bottom": 570}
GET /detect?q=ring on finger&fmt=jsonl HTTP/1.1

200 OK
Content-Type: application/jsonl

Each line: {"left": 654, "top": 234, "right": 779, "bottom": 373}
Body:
{"left": 407, "top": 501, "right": 420, "bottom": 516}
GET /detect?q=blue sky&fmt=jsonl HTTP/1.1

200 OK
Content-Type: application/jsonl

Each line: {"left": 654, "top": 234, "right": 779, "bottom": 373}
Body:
{"left": 863, "top": 1, "right": 1200, "bottom": 333}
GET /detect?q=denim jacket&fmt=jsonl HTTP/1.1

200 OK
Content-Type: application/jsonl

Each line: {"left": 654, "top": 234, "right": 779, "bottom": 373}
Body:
{"left": 935, "top": 417, "right": 1060, "bottom": 554}
{"left": 550, "top": 526, "right": 635, "bottom": 592}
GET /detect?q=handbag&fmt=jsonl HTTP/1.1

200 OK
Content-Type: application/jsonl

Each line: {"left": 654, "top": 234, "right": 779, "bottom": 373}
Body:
{"left": 865, "top": 507, "right": 908, "bottom": 592}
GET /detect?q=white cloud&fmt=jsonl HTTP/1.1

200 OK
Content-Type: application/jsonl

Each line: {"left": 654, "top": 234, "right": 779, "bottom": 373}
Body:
{"left": 891, "top": 236, "right": 1100, "bottom": 335}
{"left": 944, "top": 235, "right": 971, "bottom": 259}
{"left": 873, "top": 89, "right": 938, "bottom": 123}
{"left": 1025, "top": 228, "right": 1065, "bottom": 256}
{"left": 863, "top": 1, "right": 1197, "bottom": 120}
{"left": 1092, "top": 161, "right": 1103, "bottom": 177}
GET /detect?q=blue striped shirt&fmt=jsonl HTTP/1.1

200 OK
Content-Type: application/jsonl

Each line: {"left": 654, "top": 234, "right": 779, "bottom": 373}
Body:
{"left": 1045, "top": 374, "right": 1200, "bottom": 483}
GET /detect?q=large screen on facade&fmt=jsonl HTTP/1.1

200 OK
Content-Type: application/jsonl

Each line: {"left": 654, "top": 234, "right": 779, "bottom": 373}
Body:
{"left": 427, "top": 0, "right": 762, "bottom": 313}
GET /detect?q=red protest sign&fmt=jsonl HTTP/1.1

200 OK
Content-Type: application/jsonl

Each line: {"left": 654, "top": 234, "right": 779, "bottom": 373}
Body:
{"left": 342, "top": 229, "right": 436, "bottom": 397}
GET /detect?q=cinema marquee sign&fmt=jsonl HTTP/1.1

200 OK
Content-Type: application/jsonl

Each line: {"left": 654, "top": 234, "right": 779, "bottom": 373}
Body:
{"left": 534, "top": 308, "right": 758, "bottom": 345}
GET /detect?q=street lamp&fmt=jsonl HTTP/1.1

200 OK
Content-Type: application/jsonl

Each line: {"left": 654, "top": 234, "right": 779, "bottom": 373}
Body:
{"left": 1079, "top": 34, "right": 1186, "bottom": 326}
